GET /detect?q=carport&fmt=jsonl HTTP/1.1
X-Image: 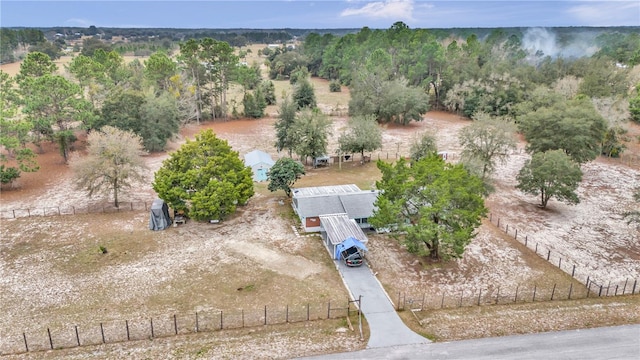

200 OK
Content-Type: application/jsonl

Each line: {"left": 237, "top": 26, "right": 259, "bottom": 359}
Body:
{"left": 319, "top": 213, "right": 368, "bottom": 259}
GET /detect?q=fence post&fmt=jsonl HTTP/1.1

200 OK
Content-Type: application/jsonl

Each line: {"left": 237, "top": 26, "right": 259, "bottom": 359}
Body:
{"left": 623, "top": 279, "right": 628, "bottom": 295}
{"left": 150, "top": 318, "right": 154, "bottom": 338}
{"left": 558, "top": 257, "right": 562, "bottom": 269}
{"left": 633, "top": 279, "right": 637, "bottom": 295}
{"left": 547, "top": 249, "right": 551, "bottom": 261}
{"left": 514, "top": 285, "right": 519, "bottom": 303}
{"left": 506, "top": 224, "right": 509, "bottom": 234}
{"left": 606, "top": 281, "right": 611, "bottom": 296}
{"left": 571, "top": 265, "right": 576, "bottom": 277}
{"left": 599, "top": 285, "right": 603, "bottom": 297}
{"left": 477, "top": 289, "right": 482, "bottom": 306}
{"left": 497, "top": 218, "right": 500, "bottom": 228}
{"left": 286, "top": 305, "right": 289, "bottom": 323}
{"left": 307, "top": 304, "right": 310, "bottom": 321}
{"left": 532, "top": 285, "right": 537, "bottom": 302}
{"left": 535, "top": 243, "right": 538, "bottom": 254}
{"left": 174, "top": 314, "right": 178, "bottom": 335}
{"left": 615, "top": 285, "right": 619, "bottom": 296}
{"left": 568, "top": 283, "right": 573, "bottom": 300}
{"left": 551, "top": 283, "right": 556, "bottom": 300}
{"left": 327, "top": 301, "right": 331, "bottom": 319}
{"left": 126, "top": 320, "right": 130, "bottom": 340}
{"left": 195, "top": 312, "right": 199, "bottom": 333}
{"left": 100, "top": 323, "right": 105, "bottom": 343}
{"left": 515, "top": 229, "right": 518, "bottom": 240}
{"left": 23, "top": 332, "right": 29, "bottom": 352}
{"left": 47, "top": 328, "right": 53, "bottom": 350}
{"left": 220, "top": 311, "right": 223, "bottom": 330}
{"left": 75, "top": 325, "right": 80, "bottom": 346}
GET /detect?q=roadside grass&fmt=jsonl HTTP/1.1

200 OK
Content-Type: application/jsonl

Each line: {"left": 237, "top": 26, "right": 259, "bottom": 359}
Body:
{"left": 400, "top": 294, "right": 640, "bottom": 342}
{"left": 0, "top": 319, "right": 366, "bottom": 360}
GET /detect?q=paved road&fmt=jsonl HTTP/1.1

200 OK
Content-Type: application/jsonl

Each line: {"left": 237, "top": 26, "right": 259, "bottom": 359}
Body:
{"left": 298, "top": 324, "right": 640, "bottom": 359}
{"left": 336, "top": 259, "right": 428, "bottom": 348}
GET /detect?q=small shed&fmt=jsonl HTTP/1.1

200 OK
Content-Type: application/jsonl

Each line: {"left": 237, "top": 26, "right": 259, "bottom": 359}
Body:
{"left": 244, "top": 150, "right": 275, "bottom": 182}
{"left": 149, "top": 198, "right": 171, "bottom": 231}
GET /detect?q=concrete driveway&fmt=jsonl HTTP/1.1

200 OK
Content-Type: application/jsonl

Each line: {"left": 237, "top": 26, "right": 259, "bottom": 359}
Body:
{"left": 336, "top": 259, "right": 428, "bottom": 348}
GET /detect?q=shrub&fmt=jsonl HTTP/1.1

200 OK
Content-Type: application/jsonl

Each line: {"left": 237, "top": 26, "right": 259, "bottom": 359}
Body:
{"left": 329, "top": 80, "right": 342, "bottom": 92}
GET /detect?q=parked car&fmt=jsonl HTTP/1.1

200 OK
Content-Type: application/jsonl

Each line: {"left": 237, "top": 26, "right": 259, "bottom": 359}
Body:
{"left": 341, "top": 246, "right": 364, "bottom": 267}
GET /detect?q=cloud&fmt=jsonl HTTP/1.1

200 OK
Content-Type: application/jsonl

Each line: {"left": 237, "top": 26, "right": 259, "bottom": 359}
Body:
{"left": 64, "top": 18, "right": 92, "bottom": 27}
{"left": 340, "top": 0, "right": 415, "bottom": 21}
{"left": 566, "top": 1, "right": 640, "bottom": 26}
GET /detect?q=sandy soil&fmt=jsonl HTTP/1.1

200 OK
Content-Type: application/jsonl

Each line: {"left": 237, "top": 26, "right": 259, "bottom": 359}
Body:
{"left": 1, "top": 110, "right": 639, "bottom": 357}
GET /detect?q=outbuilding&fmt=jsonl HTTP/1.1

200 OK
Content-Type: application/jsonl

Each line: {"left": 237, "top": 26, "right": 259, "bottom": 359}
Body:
{"left": 149, "top": 198, "right": 172, "bottom": 231}
{"left": 244, "top": 150, "right": 275, "bottom": 182}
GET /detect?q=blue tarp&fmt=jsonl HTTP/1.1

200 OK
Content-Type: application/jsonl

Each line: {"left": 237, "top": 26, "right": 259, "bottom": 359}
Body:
{"left": 335, "top": 237, "right": 368, "bottom": 259}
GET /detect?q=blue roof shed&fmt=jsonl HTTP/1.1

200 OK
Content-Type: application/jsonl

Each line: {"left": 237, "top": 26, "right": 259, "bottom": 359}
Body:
{"left": 244, "top": 150, "right": 275, "bottom": 182}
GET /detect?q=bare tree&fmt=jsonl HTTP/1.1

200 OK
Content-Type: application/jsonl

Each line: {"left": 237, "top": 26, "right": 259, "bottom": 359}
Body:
{"left": 459, "top": 112, "right": 517, "bottom": 180}
{"left": 72, "top": 126, "right": 147, "bottom": 207}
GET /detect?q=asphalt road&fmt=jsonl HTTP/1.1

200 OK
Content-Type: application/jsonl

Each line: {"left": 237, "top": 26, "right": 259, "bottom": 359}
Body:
{"left": 298, "top": 324, "right": 640, "bottom": 360}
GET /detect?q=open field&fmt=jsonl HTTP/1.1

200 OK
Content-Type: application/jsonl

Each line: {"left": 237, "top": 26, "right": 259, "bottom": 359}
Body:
{"left": 1, "top": 43, "right": 640, "bottom": 357}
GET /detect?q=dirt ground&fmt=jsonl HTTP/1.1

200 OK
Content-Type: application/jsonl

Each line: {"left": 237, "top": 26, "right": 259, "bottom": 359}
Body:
{"left": 2, "top": 110, "right": 639, "bottom": 357}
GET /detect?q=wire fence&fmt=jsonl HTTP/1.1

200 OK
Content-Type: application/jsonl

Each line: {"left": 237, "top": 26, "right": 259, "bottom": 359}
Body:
{"left": 396, "top": 278, "right": 638, "bottom": 312}
{"left": 487, "top": 212, "right": 638, "bottom": 296}
{"left": 0, "top": 299, "right": 354, "bottom": 355}
{"left": 0, "top": 201, "right": 152, "bottom": 219}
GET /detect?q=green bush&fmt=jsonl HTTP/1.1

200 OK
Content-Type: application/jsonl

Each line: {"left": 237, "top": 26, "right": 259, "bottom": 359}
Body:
{"left": 329, "top": 80, "right": 342, "bottom": 92}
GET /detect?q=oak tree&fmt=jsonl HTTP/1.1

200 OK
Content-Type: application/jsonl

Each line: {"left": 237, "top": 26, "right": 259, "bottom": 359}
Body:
{"left": 337, "top": 115, "right": 382, "bottom": 161}
{"left": 518, "top": 98, "right": 607, "bottom": 164}
{"left": 370, "top": 155, "right": 487, "bottom": 261}
{"left": 516, "top": 150, "right": 583, "bottom": 209}
{"left": 267, "top": 157, "right": 305, "bottom": 197}
{"left": 153, "top": 130, "right": 254, "bottom": 221}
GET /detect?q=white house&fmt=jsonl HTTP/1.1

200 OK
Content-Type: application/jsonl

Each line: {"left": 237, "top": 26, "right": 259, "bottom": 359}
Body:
{"left": 291, "top": 184, "right": 379, "bottom": 232}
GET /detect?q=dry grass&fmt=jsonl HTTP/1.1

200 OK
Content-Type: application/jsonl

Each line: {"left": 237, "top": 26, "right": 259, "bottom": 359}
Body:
{"left": 407, "top": 295, "right": 640, "bottom": 342}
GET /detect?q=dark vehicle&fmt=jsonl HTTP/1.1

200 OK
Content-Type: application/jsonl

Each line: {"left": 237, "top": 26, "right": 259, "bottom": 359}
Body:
{"left": 341, "top": 246, "right": 364, "bottom": 267}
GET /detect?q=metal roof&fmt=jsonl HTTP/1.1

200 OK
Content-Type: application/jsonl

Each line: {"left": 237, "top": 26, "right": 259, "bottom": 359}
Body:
{"left": 244, "top": 150, "right": 275, "bottom": 167}
{"left": 292, "top": 184, "right": 361, "bottom": 197}
{"left": 319, "top": 213, "right": 368, "bottom": 245}
{"left": 294, "top": 191, "right": 378, "bottom": 218}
